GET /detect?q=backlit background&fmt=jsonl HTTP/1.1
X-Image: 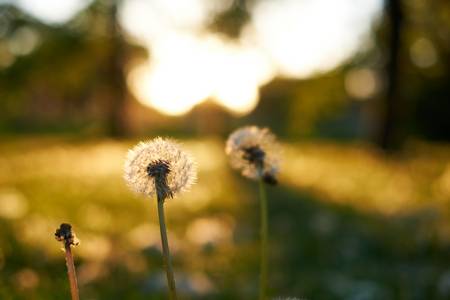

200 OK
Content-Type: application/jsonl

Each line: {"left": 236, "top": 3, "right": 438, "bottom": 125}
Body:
{"left": 0, "top": 0, "right": 449, "bottom": 299}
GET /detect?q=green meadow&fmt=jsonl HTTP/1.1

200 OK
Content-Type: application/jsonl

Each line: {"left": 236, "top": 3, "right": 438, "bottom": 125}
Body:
{"left": 1, "top": 136, "right": 449, "bottom": 299}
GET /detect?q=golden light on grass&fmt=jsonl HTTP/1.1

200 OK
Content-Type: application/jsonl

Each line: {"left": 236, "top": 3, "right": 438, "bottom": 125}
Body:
{"left": 0, "top": 189, "right": 28, "bottom": 219}
{"left": 127, "top": 223, "right": 160, "bottom": 250}
{"left": 187, "top": 272, "right": 215, "bottom": 295}
{"left": 13, "top": 268, "right": 40, "bottom": 290}
{"left": 280, "top": 143, "right": 450, "bottom": 215}
{"left": 185, "top": 217, "right": 234, "bottom": 246}
{"left": 18, "top": 214, "right": 59, "bottom": 253}
{"left": 77, "top": 234, "right": 111, "bottom": 262}
{"left": 2, "top": 138, "right": 448, "bottom": 218}
{"left": 1, "top": 138, "right": 449, "bottom": 272}
{"left": 77, "top": 262, "right": 108, "bottom": 286}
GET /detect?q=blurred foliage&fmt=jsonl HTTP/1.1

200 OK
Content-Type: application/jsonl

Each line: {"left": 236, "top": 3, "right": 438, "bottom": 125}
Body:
{"left": 0, "top": 1, "right": 144, "bottom": 134}
{"left": 209, "top": 0, "right": 250, "bottom": 39}
{"left": 0, "top": 0, "right": 449, "bottom": 141}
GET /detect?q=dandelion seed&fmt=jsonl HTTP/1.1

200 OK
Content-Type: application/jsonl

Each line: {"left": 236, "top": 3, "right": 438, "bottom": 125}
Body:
{"left": 226, "top": 126, "right": 280, "bottom": 184}
{"left": 124, "top": 137, "right": 197, "bottom": 200}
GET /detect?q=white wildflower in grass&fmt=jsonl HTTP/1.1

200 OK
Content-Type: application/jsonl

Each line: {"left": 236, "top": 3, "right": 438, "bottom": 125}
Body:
{"left": 124, "top": 137, "right": 197, "bottom": 300}
{"left": 226, "top": 126, "right": 280, "bottom": 185}
{"left": 55, "top": 223, "right": 80, "bottom": 300}
{"left": 124, "top": 137, "right": 196, "bottom": 200}
{"left": 226, "top": 125, "right": 282, "bottom": 300}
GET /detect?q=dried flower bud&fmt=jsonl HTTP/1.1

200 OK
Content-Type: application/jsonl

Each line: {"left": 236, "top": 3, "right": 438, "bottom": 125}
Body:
{"left": 226, "top": 126, "right": 280, "bottom": 184}
{"left": 124, "top": 137, "right": 197, "bottom": 200}
{"left": 55, "top": 223, "right": 79, "bottom": 246}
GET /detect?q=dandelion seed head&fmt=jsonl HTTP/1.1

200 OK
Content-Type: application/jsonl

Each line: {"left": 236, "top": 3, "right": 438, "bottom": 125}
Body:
{"left": 226, "top": 126, "right": 280, "bottom": 182}
{"left": 124, "top": 137, "right": 197, "bottom": 199}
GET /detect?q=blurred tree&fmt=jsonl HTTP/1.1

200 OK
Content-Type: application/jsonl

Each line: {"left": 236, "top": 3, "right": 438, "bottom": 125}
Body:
{"left": 209, "top": 0, "right": 250, "bottom": 39}
{"left": 0, "top": 0, "right": 448, "bottom": 142}
{"left": 103, "top": 0, "right": 128, "bottom": 137}
{"left": 375, "top": 0, "right": 450, "bottom": 147}
{"left": 408, "top": 0, "right": 450, "bottom": 141}
{"left": 0, "top": 0, "right": 140, "bottom": 136}
{"left": 377, "top": 0, "right": 405, "bottom": 151}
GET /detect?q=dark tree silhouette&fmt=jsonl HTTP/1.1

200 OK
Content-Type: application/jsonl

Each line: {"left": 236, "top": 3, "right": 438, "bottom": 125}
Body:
{"left": 378, "top": 0, "right": 404, "bottom": 150}
{"left": 104, "top": 0, "right": 128, "bottom": 137}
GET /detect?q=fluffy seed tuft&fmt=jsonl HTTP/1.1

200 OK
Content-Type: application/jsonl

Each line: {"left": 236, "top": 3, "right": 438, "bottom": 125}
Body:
{"left": 226, "top": 126, "right": 281, "bottom": 184}
{"left": 124, "top": 138, "right": 197, "bottom": 198}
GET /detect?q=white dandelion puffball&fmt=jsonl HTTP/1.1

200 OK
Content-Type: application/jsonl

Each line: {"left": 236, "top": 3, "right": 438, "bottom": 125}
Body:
{"left": 226, "top": 126, "right": 281, "bottom": 182}
{"left": 124, "top": 138, "right": 197, "bottom": 198}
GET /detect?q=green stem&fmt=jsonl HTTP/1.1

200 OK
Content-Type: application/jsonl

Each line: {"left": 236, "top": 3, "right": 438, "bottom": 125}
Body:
{"left": 259, "top": 179, "right": 268, "bottom": 300}
{"left": 157, "top": 198, "right": 178, "bottom": 300}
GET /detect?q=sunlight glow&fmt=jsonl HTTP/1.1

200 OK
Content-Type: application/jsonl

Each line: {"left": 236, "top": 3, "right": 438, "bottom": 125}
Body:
{"left": 186, "top": 217, "right": 233, "bottom": 246}
{"left": 249, "top": 0, "right": 381, "bottom": 77}
{"left": 15, "top": 0, "right": 92, "bottom": 24}
{"left": 127, "top": 33, "right": 275, "bottom": 115}
{"left": 121, "top": 0, "right": 382, "bottom": 116}
{"left": 212, "top": 45, "right": 274, "bottom": 113}
{"left": 10, "top": 0, "right": 382, "bottom": 116}
{"left": 128, "top": 60, "right": 209, "bottom": 116}
{"left": 119, "top": 0, "right": 232, "bottom": 43}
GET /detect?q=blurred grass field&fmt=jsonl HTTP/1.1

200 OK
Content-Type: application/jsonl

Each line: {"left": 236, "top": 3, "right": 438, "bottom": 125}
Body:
{"left": 0, "top": 136, "right": 449, "bottom": 299}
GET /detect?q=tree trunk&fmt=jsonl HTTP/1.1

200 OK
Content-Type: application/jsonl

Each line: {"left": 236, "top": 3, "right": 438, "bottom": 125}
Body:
{"left": 105, "top": 0, "right": 128, "bottom": 137}
{"left": 378, "top": 0, "right": 404, "bottom": 150}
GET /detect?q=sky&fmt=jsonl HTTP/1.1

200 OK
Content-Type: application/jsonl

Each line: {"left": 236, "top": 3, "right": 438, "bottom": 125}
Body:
{"left": 9, "top": 0, "right": 383, "bottom": 116}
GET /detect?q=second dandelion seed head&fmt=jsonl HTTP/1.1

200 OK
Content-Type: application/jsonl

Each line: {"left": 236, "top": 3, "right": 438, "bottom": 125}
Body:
{"left": 226, "top": 126, "right": 281, "bottom": 184}
{"left": 124, "top": 137, "right": 197, "bottom": 200}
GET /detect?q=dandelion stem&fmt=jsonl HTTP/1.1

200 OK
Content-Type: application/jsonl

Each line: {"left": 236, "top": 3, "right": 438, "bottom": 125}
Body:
{"left": 259, "top": 178, "right": 269, "bottom": 300}
{"left": 64, "top": 241, "right": 79, "bottom": 300}
{"left": 157, "top": 198, "right": 178, "bottom": 300}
